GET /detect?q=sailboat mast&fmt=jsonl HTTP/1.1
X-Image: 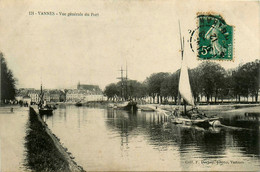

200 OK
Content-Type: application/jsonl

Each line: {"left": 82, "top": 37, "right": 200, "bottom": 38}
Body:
{"left": 179, "top": 20, "right": 184, "bottom": 60}
{"left": 125, "top": 62, "right": 128, "bottom": 101}
{"left": 182, "top": 35, "right": 187, "bottom": 114}
{"left": 121, "top": 66, "right": 123, "bottom": 100}
{"left": 117, "top": 67, "right": 126, "bottom": 101}
{"left": 178, "top": 21, "right": 189, "bottom": 115}
{"left": 177, "top": 21, "right": 183, "bottom": 106}
{"left": 184, "top": 100, "right": 187, "bottom": 115}
{"left": 40, "top": 76, "right": 44, "bottom": 105}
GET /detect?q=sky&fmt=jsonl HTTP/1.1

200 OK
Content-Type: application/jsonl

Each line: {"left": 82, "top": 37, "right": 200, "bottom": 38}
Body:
{"left": 0, "top": 0, "right": 259, "bottom": 90}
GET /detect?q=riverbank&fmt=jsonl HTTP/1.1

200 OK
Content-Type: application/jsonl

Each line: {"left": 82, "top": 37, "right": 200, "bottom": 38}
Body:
{"left": 26, "top": 107, "right": 84, "bottom": 171}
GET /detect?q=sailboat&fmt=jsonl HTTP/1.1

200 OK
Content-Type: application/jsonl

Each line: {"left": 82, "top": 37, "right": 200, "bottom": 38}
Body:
{"left": 38, "top": 83, "right": 53, "bottom": 115}
{"left": 170, "top": 22, "right": 221, "bottom": 128}
{"left": 113, "top": 64, "right": 138, "bottom": 112}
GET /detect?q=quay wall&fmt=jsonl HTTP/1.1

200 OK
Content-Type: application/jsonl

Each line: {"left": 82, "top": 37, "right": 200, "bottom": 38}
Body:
{"left": 28, "top": 107, "right": 84, "bottom": 171}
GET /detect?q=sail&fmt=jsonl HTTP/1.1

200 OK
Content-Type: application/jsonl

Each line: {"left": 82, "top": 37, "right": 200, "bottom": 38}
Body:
{"left": 178, "top": 54, "right": 195, "bottom": 106}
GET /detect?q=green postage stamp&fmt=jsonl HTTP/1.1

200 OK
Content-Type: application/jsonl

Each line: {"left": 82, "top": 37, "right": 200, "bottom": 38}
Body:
{"left": 193, "top": 13, "right": 234, "bottom": 60}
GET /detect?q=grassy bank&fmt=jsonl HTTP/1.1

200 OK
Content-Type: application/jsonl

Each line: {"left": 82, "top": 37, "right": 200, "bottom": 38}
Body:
{"left": 25, "top": 107, "right": 84, "bottom": 171}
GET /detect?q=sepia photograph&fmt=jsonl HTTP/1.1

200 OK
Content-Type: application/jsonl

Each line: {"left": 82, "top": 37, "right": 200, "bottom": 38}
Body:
{"left": 0, "top": 0, "right": 259, "bottom": 171}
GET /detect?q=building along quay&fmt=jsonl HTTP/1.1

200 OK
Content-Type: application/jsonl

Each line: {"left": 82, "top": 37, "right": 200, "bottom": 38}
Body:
{"left": 15, "top": 83, "right": 105, "bottom": 106}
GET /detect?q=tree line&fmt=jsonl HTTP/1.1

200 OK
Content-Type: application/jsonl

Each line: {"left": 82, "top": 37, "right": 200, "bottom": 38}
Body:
{"left": 104, "top": 60, "right": 260, "bottom": 104}
{"left": 0, "top": 52, "right": 17, "bottom": 103}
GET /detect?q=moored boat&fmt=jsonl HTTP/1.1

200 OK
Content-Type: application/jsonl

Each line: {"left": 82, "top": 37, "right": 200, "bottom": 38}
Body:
{"left": 115, "top": 101, "right": 138, "bottom": 111}
{"left": 171, "top": 116, "right": 221, "bottom": 127}
{"left": 39, "top": 108, "right": 53, "bottom": 116}
{"left": 141, "top": 108, "right": 155, "bottom": 112}
{"left": 137, "top": 105, "right": 155, "bottom": 112}
{"left": 122, "top": 101, "right": 137, "bottom": 111}
{"left": 75, "top": 102, "right": 83, "bottom": 106}
{"left": 52, "top": 105, "right": 57, "bottom": 110}
{"left": 38, "top": 83, "right": 54, "bottom": 115}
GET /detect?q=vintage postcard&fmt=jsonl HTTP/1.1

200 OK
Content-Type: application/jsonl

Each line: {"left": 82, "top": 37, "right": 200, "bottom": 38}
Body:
{"left": 0, "top": 0, "right": 259, "bottom": 171}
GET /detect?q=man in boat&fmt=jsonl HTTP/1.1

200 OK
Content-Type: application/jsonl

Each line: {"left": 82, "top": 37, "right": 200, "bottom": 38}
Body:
{"left": 173, "top": 107, "right": 181, "bottom": 117}
{"left": 188, "top": 107, "right": 207, "bottom": 119}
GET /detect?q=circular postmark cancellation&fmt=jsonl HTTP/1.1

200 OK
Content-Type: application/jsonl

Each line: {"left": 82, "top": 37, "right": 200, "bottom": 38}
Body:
{"left": 189, "top": 13, "right": 234, "bottom": 61}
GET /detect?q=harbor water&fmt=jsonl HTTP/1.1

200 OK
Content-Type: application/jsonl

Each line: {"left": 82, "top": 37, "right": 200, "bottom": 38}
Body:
{"left": 43, "top": 105, "right": 260, "bottom": 171}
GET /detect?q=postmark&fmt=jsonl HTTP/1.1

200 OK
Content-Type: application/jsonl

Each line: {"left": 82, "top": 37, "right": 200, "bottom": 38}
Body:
{"left": 189, "top": 13, "right": 234, "bottom": 60}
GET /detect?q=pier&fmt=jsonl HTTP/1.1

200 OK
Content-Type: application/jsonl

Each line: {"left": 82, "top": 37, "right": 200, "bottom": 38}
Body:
{"left": 28, "top": 107, "right": 84, "bottom": 172}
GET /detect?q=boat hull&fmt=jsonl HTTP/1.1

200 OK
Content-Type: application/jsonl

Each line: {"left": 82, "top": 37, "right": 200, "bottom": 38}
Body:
{"left": 75, "top": 102, "right": 83, "bottom": 106}
{"left": 171, "top": 116, "right": 221, "bottom": 127}
{"left": 39, "top": 109, "right": 53, "bottom": 116}
{"left": 117, "top": 101, "right": 138, "bottom": 111}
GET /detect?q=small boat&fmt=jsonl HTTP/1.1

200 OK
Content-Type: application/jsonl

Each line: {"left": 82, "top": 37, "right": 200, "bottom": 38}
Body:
{"left": 38, "top": 83, "right": 54, "bottom": 115}
{"left": 170, "top": 23, "right": 221, "bottom": 127}
{"left": 75, "top": 102, "right": 83, "bottom": 106}
{"left": 123, "top": 101, "right": 137, "bottom": 111}
{"left": 141, "top": 109, "right": 155, "bottom": 112}
{"left": 139, "top": 106, "right": 155, "bottom": 112}
{"left": 39, "top": 107, "right": 53, "bottom": 115}
{"left": 171, "top": 114, "right": 221, "bottom": 127}
{"left": 52, "top": 105, "right": 57, "bottom": 110}
{"left": 116, "top": 101, "right": 138, "bottom": 111}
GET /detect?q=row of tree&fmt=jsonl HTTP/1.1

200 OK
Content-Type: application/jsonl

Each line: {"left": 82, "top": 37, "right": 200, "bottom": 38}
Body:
{"left": 0, "top": 52, "right": 17, "bottom": 102}
{"left": 104, "top": 60, "right": 260, "bottom": 103}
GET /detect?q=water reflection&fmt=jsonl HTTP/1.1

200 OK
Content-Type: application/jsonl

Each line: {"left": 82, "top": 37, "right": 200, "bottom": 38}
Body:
{"left": 220, "top": 112, "right": 260, "bottom": 129}
{"left": 107, "top": 109, "right": 226, "bottom": 153}
{"left": 105, "top": 108, "right": 260, "bottom": 170}
{"left": 44, "top": 105, "right": 260, "bottom": 171}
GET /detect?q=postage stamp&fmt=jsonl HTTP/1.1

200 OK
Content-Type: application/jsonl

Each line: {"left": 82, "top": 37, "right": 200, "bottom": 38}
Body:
{"left": 189, "top": 13, "right": 234, "bottom": 60}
